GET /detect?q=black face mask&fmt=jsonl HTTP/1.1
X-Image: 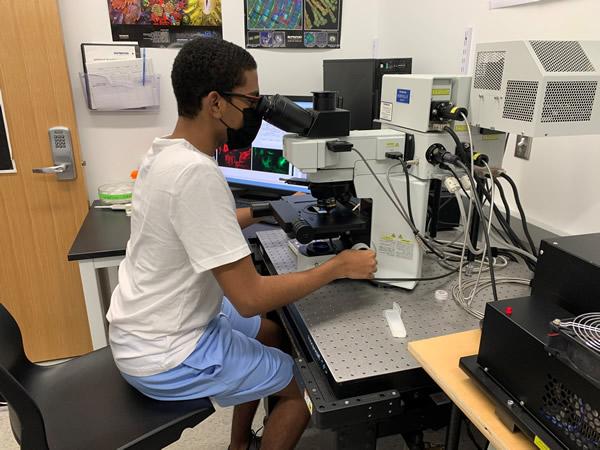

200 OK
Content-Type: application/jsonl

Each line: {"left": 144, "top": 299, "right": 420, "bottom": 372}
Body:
{"left": 221, "top": 101, "right": 263, "bottom": 150}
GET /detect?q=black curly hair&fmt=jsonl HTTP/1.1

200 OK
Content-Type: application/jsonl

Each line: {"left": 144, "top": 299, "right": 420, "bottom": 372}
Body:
{"left": 172, "top": 38, "right": 257, "bottom": 118}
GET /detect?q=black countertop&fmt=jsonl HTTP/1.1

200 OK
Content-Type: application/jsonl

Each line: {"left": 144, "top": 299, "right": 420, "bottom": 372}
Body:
{"left": 68, "top": 201, "right": 131, "bottom": 261}
{"left": 68, "top": 200, "right": 278, "bottom": 261}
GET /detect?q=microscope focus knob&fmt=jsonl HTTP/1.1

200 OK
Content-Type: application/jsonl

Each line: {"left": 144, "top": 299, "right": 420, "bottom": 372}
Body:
{"left": 293, "top": 219, "right": 314, "bottom": 244}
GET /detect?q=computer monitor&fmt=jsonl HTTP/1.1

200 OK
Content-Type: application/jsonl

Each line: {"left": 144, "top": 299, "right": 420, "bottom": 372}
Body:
{"left": 217, "top": 96, "right": 313, "bottom": 193}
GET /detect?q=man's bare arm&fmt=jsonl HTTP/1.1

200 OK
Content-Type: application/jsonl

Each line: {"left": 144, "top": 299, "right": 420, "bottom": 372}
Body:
{"left": 236, "top": 207, "right": 261, "bottom": 229}
{"left": 212, "top": 250, "right": 377, "bottom": 317}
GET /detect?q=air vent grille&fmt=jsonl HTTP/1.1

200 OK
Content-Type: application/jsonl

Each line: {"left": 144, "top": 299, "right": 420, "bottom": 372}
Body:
{"left": 530, "top": 41, "right": 595, "bottom": 72}
{"left": 541, "top": 81, "right": 597, "bottom": 123}
{"left": 503, "top": 80, "right": 539, "bottom": 122}
{"left": 474, "top": 51, "right": 506, "bottom": 90}
{"left": 541, "top": 374, "right": 600, "bottom": 449}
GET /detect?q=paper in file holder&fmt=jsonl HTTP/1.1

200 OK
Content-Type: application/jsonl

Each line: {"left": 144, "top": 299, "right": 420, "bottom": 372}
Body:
{"left": 79, "top": 72, "right": 160, "bottom": 111}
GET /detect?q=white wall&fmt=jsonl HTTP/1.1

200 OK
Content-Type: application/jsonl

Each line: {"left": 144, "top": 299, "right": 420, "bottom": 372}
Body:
{"left": 59, "top": 0, "right": 600, "bottom": 235}
{"left": 377, "top": 0, "right": 600, "bottom": 235}
{"left": 58, "top": 0, "right": 380, "bottom": 202}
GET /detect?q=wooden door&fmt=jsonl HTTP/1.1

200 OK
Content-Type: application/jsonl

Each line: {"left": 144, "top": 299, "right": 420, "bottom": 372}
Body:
{"left": 0, "top": 0, "right": 92, "bottom": 360}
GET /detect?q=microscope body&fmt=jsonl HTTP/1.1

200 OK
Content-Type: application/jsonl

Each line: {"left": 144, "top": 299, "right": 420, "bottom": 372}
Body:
{"left": 280, "top": 129, "right": 428, "bottom": 289}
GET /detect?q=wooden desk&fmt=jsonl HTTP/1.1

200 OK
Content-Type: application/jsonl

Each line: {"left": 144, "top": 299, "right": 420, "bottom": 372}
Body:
{"left": 408, "top": 330, "right": 535, "bottom": 450}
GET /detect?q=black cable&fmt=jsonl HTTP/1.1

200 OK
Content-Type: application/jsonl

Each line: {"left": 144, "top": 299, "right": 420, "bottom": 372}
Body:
{"left": 455, "top": 161, "right": 499, "bottom": 302}
{"left": 483, "top": 180, "right": 528, "bottom": 260}
{"left": 480, "top": 181, "right": 527, "bottom": 251}
{"left": 399, "top": 158, "right": 415, "bottom": 225}
{"left": 480, "top": 180, "right": 536, "bottom": 272}
{"left": 493, "top": 178, "right": 511, "bottom": 226}
{"left": 499, "top": 173, "right": 538, "bottom": 257}
{"left": 372, "top": 265, "right": 460, "bottom": 283}
{"left": 479, "top": 198, "right": 536, "bottom": 271}
{"left": 491, "top": 222, "right": 511, "bottom": 244}
{"left": 443, "top": 125, "right": 462, "bottom": 149}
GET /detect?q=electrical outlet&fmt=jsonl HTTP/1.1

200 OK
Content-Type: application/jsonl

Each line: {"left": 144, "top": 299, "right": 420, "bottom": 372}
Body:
{"left": 514, "top": 136, "right": 533, "bottom": 160}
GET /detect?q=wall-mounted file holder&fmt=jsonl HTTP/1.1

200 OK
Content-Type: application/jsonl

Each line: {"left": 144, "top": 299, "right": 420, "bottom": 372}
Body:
{"left": 79, "top": 72, "right": 160, "bottom": 112}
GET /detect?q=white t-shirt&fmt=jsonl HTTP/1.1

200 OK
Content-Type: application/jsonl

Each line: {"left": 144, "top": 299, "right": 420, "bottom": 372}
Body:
{"left": 106, "top": 138, "right": 251, "bottom": 377}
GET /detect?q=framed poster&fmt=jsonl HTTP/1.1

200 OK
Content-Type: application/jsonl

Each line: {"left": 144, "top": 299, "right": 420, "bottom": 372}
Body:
{"left": 107, "top": 0, "right": 222, "bottom": 48}
{"left": 245, "top": 0, "right": 343, "bottom": 49}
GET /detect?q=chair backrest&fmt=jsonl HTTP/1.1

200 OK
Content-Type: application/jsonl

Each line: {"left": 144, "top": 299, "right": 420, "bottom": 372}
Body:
{"left": 0, "top": 304, "right": 50, "bottom": 449}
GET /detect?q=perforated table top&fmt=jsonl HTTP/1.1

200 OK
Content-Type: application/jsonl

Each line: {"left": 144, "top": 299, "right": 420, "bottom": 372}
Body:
{"left": 257, "top": 229, "right": 532, "bottom": 384}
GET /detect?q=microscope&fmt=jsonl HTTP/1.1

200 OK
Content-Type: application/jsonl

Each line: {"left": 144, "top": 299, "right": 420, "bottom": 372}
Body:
{"left": 256, "top": 40, "right": 600, "bottom": 291}
{"left": 254, "top": 86, "right": 499, "bottom": 289}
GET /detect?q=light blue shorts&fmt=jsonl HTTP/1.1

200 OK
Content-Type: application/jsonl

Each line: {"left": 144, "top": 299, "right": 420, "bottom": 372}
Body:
{"left": 121, "top": 298, "right": 294, "bottom": 407}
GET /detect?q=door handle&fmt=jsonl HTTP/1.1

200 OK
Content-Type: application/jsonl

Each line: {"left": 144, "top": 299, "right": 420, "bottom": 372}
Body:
{"left": 32, "top": 163, "right": 69, "bottom": 174}
{"left": 33, "top": 127, "right": 77, "bottom": 180}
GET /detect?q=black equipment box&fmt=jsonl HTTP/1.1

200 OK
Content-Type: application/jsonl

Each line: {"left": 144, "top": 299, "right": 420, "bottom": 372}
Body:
{"left": 323, "top": 58, "right": 412, "bottom": 130}
{"left": 532, "top": 233, "right": 600, "bottom": 315}
{"left": 462, "top": 234, "right": 600, "bottom": 450}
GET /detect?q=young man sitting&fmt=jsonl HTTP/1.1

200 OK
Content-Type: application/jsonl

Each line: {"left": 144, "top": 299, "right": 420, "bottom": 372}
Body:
{"left": 106, "top": 37, "right": 377, "bottom": 450}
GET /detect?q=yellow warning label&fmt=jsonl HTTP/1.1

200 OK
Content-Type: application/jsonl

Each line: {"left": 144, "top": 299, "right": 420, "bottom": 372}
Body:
{"left": 482, "top": 135, "right": 500, "bottom": 141}
{"left": 379, "top": 233, "right": 413, "bottom": 259}
{"left": 432, "top": 88, "right": 451, "bottom": 96}
{"left": 386, "top": 142, "right": 401, "bottom": 148}
{"left": 534, "top": 435, "right": 550, "bottom": 450}
{"left": 454, "top": 124, "right": 468, "bottom": 132}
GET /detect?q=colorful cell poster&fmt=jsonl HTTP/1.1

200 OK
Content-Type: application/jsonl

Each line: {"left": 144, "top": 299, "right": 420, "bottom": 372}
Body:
{"left": 245, "top": 0, "right": 342, "bottom": 49}
{"left": 107, "top": 0, "right": 222, "bottom": 48}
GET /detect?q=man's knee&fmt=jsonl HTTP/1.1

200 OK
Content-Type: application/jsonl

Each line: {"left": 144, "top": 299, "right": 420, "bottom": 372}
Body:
{"left": 256, "top": 318, "right": 284, "bottom": 348}
{"left": 274, "top": 377, "right": 304, "bottom": 400}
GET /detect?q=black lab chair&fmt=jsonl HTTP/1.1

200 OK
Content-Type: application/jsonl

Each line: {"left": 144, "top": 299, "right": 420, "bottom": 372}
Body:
{"left": 0, "top": 304, "right": 214, "bottom": 449}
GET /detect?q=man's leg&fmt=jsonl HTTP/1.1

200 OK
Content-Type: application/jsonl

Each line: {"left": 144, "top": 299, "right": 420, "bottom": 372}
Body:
{"left": 261, "top": 378, "right": 310, "bottom": 450}
{"left": 230, "top": 399, "right": 260, "bottom": 450}
{"left": 229, "top": 318, "right": 284, "bottom": 450}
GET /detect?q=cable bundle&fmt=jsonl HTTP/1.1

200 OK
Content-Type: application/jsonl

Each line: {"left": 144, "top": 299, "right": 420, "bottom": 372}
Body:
{"left": 349, "top": 120, "right": 535, "bottom": 316}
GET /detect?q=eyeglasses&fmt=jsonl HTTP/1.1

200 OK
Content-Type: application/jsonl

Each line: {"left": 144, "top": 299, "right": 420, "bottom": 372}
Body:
{"left": 220, "top": 92, "right": 261, "bottom": 107}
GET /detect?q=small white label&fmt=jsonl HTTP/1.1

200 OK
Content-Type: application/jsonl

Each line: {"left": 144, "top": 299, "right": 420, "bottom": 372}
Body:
{"left": 380, "top": 101, "right": 393, "bottom": 121}
{"left": 461, "top": 27, "right": 473, "bottom": 75}
{"left": 304, "top": 390, "right": 313, "bottom": 415}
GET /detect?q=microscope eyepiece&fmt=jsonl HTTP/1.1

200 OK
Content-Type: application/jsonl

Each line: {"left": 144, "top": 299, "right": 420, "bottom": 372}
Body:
{"left": 257, "top": 92, "right": 350, "bottom": 138}
{"left": 257, "top": 95, "right": 314, "bottom": 135}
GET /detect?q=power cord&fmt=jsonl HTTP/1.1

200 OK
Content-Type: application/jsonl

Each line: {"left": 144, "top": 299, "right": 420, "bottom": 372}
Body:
{"left": 493, "top": 178, "right": 511, "bottom": 226}
{"left": 371, "top": 265, "right": 461, "bottom": 284}
{"left": 499, "top": 173, "right": 538, "bottom": 257}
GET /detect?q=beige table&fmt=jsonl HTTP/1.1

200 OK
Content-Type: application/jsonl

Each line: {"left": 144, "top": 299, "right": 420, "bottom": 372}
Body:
{"left": 408, "top": 330, "right": 536, "bottom": 450}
